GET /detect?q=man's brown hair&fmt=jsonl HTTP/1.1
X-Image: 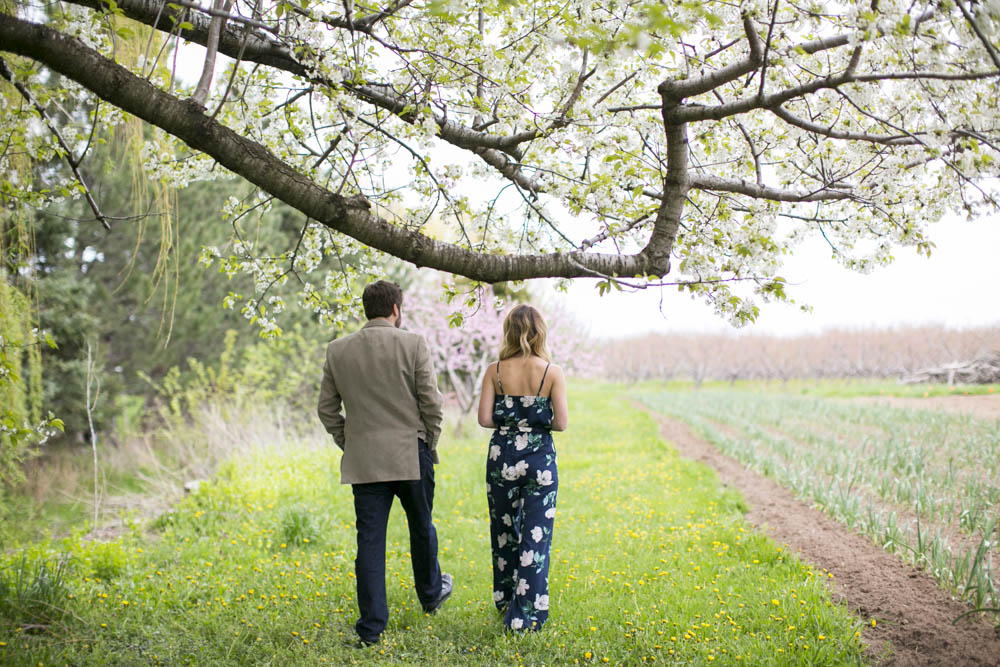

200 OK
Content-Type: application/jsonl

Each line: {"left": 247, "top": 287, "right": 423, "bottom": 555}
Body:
{"left": 362, "top": 280, "right": 403, "bottom": 320}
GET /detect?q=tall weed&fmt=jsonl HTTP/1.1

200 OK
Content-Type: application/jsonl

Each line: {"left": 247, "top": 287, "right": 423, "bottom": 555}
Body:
{"left": 0, "top": 555, "right": 72, "bottom": 628}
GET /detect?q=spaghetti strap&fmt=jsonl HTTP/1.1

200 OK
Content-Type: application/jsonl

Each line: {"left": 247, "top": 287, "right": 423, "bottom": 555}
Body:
{"left": 496, "top": 360, "right": 505, "bottom": 394}
{"left": 537, "top": 362, "right": 551, "bottom": 396}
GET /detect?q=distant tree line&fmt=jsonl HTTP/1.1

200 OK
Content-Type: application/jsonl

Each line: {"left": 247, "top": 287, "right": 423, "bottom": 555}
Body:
{"left": 601, "top": 326, "right": 1000, "bottom": 385}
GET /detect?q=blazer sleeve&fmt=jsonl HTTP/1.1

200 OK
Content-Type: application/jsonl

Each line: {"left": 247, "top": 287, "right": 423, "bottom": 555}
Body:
{"left": 414, "top": 335, "right": 444, "bottom": 456}
{"left": 317, "top": 352, "right": 346, "bottom": 449}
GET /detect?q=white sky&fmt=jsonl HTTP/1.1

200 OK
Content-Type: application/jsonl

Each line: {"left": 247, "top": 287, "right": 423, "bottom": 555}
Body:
{"left": 549, "top": 214, "right": 1000, "bottom": 339}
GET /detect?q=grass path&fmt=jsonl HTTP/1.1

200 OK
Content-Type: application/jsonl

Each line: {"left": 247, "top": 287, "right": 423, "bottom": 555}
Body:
{"left": 1, "top": 385, "right": 865, "bottom": 665}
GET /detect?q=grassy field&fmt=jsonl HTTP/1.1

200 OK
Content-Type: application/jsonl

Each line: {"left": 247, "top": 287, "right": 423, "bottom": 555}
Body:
{"left": 0, "top": 384, "right": 866, "bottom": 665}
{"left": 637, "top": 386, "right": 1000, "bottom": 621}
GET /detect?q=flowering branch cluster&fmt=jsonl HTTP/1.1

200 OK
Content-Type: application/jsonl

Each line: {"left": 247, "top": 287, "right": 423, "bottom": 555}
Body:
{"left": 1, "top": 0, "right": 999, "bottom": 327}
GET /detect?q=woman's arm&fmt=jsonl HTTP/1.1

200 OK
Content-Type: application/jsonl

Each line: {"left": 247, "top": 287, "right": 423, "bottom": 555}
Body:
{"left": 477, "top": 363, "right": 497, "bottom": 428}
{"left": 548, "top": 365, "right": 569, "bottom": 432}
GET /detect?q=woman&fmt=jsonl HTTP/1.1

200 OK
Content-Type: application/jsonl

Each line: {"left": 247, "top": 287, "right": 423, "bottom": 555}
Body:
{"left": 477, "top": 304, "right": 568, "bottom": 631}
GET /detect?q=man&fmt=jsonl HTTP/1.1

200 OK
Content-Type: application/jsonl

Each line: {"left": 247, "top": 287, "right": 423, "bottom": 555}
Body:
{"left": 317, "top": 280, "right": 452, "bottom": 646}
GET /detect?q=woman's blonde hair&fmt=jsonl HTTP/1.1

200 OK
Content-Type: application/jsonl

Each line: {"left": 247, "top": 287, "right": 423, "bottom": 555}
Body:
{"left": 499, "top": 304, "right": 551, "bottom": 361}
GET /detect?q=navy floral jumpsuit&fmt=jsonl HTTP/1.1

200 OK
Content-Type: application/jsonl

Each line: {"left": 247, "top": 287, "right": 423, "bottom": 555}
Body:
{"left": 486, "top": 360, "right": 558, "bottom": 631}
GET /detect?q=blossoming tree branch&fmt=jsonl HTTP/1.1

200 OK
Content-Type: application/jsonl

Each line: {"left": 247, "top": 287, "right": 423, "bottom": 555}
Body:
{"left": 2, "top": 0, "right": 999, "bottom": 324}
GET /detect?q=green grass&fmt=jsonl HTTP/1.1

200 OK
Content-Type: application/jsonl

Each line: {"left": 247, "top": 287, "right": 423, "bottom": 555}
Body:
{"left": 636, "top": 386, "right": 1000, "bottom": 622}
{"left": 0, "top": 385, "right": 865, "bottom": 665}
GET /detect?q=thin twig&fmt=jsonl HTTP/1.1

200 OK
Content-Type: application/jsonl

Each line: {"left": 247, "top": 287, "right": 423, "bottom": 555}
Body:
{"left": 140, "top": 0, "right": 167, "bottom": 79}
{"left": 210, "top": 0, "right": 256, "bottom": 120}
{"left": 86, "top": 341, "right": 101, "bottom": 529}
{"left": 956, "top": 0, "right": 1000, "bottom": 71}
{"left": 756, "top": 0, "right": 780, "bottom": 99}
{"left": 162, "top": 0, "right": 277, "bottom": 33}
{"left": 595, "top": 72, "right": 637, "bottom": 106}
{"left": 0, "top": 57, "right": 111, "bottom": 230}
{"left": 191, "top": 0, "right": 234, "bottom": 108}
{"left": 608, "top": 103, "right": 661, "bottom": 113}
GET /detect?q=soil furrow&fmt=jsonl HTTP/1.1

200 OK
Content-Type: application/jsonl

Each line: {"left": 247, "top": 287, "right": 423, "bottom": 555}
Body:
{"left": 649, "top": 411, "right": 1000, "bottom": 666}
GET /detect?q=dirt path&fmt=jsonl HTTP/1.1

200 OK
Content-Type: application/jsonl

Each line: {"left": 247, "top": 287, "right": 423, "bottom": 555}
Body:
{"left": 648, "top": 411, "right": 1000, "bottom": 667}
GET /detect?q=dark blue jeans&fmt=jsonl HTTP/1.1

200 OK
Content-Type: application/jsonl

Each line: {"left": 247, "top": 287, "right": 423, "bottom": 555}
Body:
{"left": 351, "top": 440, "right": 442, "bottom": 642}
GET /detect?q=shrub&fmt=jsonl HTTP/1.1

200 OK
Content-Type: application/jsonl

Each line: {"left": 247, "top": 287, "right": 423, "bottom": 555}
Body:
{"left": 87, "top": 542, "right": 126, "bottom": 581}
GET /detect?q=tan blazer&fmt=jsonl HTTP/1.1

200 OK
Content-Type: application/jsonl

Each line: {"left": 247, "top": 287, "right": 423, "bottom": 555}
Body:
{"left": 317, "top": 319, "right": 444, "bottom": 484}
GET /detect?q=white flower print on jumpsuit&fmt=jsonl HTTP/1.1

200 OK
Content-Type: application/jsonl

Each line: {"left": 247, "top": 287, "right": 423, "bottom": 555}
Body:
{"left": 486, "top": 360, "right": 557, "bottom": 632}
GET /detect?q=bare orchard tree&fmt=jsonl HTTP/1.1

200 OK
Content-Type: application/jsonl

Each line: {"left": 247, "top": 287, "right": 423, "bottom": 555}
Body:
{"left": 599, "top": 325, "right": 1000, "bottom": 382}
{"left": 2, "top": 1, "right": 999, "bottom": 330}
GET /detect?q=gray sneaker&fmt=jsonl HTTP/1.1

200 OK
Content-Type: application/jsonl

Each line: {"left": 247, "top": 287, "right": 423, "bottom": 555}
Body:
{"left": 422, "top": 572, "right": 453, "bottom": 614}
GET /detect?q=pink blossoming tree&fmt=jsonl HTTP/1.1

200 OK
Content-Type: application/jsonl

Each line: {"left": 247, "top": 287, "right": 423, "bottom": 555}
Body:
{"left": 406, "top": 288, "right": 596, "bottom": 414}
